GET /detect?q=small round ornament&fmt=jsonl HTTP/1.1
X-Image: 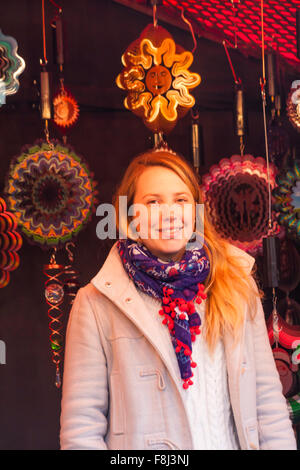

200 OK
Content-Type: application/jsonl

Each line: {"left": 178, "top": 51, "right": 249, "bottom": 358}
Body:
{"left": 53, "top": 90, "right": 79, "bottom": 129}
{"left": 45, "top": 282, "right": 65, "bottom": 305}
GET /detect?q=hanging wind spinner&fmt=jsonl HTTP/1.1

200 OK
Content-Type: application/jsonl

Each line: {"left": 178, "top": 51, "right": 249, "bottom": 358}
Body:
{"left": 273, "top": 160, "right": 300, "bottom": 242}
{"left": 44, "top": 249, "right": 65, "bottom": 388}
{"left": 287, "top": 80, "right": 300, "bottom": 132}
{"left": 200, "top": 154, "right": 283, "bottom": 256}
{"left": 0, "top": 196, "right": 22, "bottom": 288}
{"left": 116, "top": 23, "right": 201, "bottom": 135}
{"left": 0, "top": 29, "right": 25, "bottom": 105}
{"left": 4, "top": 140, "right": 97, "bottom": 250}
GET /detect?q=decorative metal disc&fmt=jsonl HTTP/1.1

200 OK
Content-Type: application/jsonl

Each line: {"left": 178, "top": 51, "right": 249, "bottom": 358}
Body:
{"left": 116, "top": 24, "right": 200, "bottom": 134}
{"left": 0, "top": 196, "right": 23, "bottom": 288}
{"left": 53, "top": 91, "right": 79, "bottom": 129}
{"left": 273, "top": 160, "right": 300, "bottom": 242}
{"left": 0, "top": 29, "right": 25, "bottom": 103}
{"left": 4, "top": 140, "right": 97, "bottom": 250}
{"left": 287, "top": 80, "right": 300, "bottom": 132}
{"left": 200, "top": 154, "right": 283, "bottom": 255}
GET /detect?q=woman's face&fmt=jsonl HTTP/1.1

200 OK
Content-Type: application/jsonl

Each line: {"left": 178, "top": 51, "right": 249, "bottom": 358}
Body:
{"left": 132, "top": 165, "right": 195, "bottom": 261}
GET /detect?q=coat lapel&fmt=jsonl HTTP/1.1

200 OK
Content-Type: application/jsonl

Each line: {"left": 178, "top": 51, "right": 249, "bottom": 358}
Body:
{"left": 91, "top": 243, "right": 182, "bottom": 391}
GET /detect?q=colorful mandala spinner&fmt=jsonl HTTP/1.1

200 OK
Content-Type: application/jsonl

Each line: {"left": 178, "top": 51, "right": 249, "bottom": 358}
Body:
{"left": 4, "top": 141, "right": 97, "bottom": 250}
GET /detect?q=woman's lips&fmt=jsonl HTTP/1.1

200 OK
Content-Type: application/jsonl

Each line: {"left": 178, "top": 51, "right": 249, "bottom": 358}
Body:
{"left": 156, "top": 225, "right": 184, "bottom": 237}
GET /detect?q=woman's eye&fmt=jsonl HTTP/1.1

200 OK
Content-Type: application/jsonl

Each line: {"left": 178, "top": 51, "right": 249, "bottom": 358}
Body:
{"left": 176, "top": 198, "right": 188, "bottom": 203}
{"left": 146, "top": 199, "right": 159, "bottom": 205}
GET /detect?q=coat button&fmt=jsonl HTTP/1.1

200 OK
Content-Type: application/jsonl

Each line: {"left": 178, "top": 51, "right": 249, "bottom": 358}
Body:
{"left": 125, "top": 297, "right": 133, "bottom": 303}
{"left": 105, "top": 281, "right": 112, "bottom": 288}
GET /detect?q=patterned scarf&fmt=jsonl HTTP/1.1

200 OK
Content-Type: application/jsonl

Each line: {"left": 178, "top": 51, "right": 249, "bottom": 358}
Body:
{"left": 117, "top": 239, "right": 210, "bottom": 389}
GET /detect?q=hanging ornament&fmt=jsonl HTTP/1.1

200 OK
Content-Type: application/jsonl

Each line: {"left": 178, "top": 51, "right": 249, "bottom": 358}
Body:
{"left": 0, "top": 196, "right": 23, "bottom": 288}
{"left": 63, "top": 242, "right": 80, "bottom": 305}
{"left": 116, "top": 23, "right": 201, "bottom": 135}
{"left": 273, "top": 159, "right": 300, "bottom": 242}
{"left": 267, "top": 312, "right": 300, "bottom": 411}
{"left": 43, "top": 249, "right": 65, "bottom": 388}
{"left": 287, "top": 80, "right": 300, "bottom": 132}
{"left": 53, "top": 83, "right": 79, "bottom": 130}
{"left": 0, "top": 29, "right": 25, "bottom": 105}
{"left": 200, "top": 154, "right": 283, "bottom": 255}
{"left": 4, "top": 140, "right": 97, "bottom": 250}
{"left": 277, "top": 237, "right": 300, "bottom": 294}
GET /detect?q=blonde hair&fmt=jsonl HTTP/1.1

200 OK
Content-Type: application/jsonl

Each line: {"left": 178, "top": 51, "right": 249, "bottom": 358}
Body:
{"left": 113, "top": 150, "right": 263, "bottom": 352}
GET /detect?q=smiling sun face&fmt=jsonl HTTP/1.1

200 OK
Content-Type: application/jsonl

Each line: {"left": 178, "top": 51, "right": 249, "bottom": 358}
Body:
{"left": 116, "top": 24, "right": 201, "bottom": 134}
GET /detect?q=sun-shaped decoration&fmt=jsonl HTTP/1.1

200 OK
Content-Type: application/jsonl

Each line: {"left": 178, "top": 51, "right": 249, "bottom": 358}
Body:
{"left": 287, "top": 80, "right": 300, "bottom": 132}
{"left": 273, "top": 160, "right": 300, "bottom": 242}
{"left": 4, "top": 140, "right": 98, "bottom": 250}
{"left": 53, "top": 90, "right": 79, "bottom": 129}
{"left": 200, "top": 154, "right": 283, "bottom": 255}
{"left": 0, "top": 29, "right": 25, "bottom": 105}
{"left": 116, "top": 24, "right": 201, "bottom": 134}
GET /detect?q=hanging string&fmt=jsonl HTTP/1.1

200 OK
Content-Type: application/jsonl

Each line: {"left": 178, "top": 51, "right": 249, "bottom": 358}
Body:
{"left": 180, "top": 8, "right": 197, "bottom": 53}
{"left": 230, "top": 0, "right": 240, "bottom": 49}
{"left": 41, "top": 0, "right": 48, "bottom": 65}
{"left": 153, "top": 3, "right": 158, "bottom": 28}
{"left": 223, "top": 40, "right": 241, "bottom": 85}
{"left": 49, "top": 0, "right": 62, "bottom": 13}
{"left": 260, "top": 0, "right": 272, "bottom": 230}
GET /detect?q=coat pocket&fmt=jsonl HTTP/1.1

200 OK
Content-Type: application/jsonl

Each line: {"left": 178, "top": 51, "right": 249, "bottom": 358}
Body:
{"left": 110, "top": 372, "right": 125, "bottom": 435}
{"left": 245, "top": 418, "right": 259, "bottom": 450}
{"left": 145, "top": 432, "right": 180, "bottom": 450}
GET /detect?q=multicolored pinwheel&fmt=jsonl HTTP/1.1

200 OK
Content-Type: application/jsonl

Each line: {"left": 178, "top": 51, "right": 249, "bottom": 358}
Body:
{"left": 0, "top": 29, "right": 25, "bottom": 104}
{"left": 4, "top": 141, "right": 97, "bottom": 250}
{"left": 200, "top": 154, "right": 283, "bottom": 255}
{"left": 273, "top": 160, "right": 300, "bottom": 242}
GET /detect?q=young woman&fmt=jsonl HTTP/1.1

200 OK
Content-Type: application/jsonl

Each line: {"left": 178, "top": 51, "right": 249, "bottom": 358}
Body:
{"left": 60, "top": 149, "right": 296, "bottom": 450}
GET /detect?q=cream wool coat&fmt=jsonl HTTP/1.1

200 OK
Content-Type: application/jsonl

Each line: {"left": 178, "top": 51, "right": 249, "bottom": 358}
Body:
{"left": 60, "top": 242, "right": 297, "bottom": 450}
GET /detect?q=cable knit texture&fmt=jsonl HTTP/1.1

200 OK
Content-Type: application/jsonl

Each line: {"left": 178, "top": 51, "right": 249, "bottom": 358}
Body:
{"left": 139, "top": 290, "right": 240, "bottom": 450}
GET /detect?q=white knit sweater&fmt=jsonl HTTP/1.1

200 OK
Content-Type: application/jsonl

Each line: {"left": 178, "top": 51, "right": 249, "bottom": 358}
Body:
{"left": 139, "top": 291, "right": 240, "bottom": 450}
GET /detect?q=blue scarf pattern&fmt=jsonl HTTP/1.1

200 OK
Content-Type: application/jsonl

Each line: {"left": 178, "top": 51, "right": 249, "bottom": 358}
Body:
{"left": 117, "top": 239, "right": 210, "bottom": 389}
